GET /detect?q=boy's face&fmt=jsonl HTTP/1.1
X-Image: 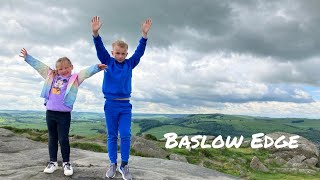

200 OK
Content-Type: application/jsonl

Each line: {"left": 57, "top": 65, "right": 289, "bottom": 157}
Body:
{"left": 112, "top": 45, "right": 128, "bottom": 63}
{"left": 56, "top": 62, "right": 73, "bottom": 77}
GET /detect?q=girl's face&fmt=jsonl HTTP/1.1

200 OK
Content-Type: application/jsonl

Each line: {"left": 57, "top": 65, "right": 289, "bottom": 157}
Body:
{"left": 56, "top": 62, "right": 73, "bottom": 77}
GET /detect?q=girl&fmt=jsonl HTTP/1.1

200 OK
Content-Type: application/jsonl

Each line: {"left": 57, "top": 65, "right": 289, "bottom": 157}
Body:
{"left": 19, "top": 48, "right": 107, "bottom": 176}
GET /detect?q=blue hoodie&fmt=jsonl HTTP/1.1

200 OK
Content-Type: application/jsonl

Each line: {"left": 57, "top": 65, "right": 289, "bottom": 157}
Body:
{"left": 93, "top": 35, "right": 147, "bottom": 99}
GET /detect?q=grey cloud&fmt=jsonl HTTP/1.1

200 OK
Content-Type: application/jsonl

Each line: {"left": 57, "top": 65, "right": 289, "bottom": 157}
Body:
{"left": 132, "top": 83, "right": 313, "bottom": 107}
{"left": 4, "top": 0, "right": 320, "bottom": 60}
{"left": 256, "top": 59, "right": 320, "bottom": 86}
{"left": 2, "top": 0, "right": 232, "bottom": 53}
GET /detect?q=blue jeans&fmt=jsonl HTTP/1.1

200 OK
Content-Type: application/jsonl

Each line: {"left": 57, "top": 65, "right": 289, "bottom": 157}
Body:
{"left": 46, "top": 110, "right": 71, "bottom": 162}
{"left": 104, "top": 100, "right": 132, "bottom": 164}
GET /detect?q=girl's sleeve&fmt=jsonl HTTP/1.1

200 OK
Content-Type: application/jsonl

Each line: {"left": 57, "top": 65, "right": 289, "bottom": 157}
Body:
{"left": 24, "top": 54, "right": 52, "bottom": 79}
{"left": 77, "top": 64, "right": 101, "bottom": 85}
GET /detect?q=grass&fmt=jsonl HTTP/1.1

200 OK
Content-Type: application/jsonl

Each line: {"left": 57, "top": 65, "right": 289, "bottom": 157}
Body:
{"left": 143, "top": 125, "right": 199, "bottom": 139}
{"left": 248, "top": 171, "right": 320, "bottom": 180}
{"left": 130, "top": 148, "right": 155, "bottom": 158}
{"left": 166, "top": 146, "right": 320, "bottom": 179}
{"left": 70, "top": 142, "right": 107, "bottom": 153}
{"left": 70, "top": 121, "right": 105, "bottom": 136}
{"left": 1, "top": 126, "right": 48, "bottom": 142}
{"left": 0, "top": 125, "right": 47, "bottom": 134}
{"left": 131, "top": 122, "right": 141, "bottom": 136}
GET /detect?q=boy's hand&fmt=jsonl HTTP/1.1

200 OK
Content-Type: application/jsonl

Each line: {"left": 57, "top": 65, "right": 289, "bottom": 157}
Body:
{"left": 92, "top": 16, "right": 103, "bottom": 37}
{"left": 98, "top": 64, "right": 108, "bottom": 70}
{"left": 52, "top": 70, "right": 58, "bottom": 77}
{"left": 19, "top": 48, "right": 28, "bottom": 59}
{"left": 141, "top": 18, "right": 152, "bottom": 39}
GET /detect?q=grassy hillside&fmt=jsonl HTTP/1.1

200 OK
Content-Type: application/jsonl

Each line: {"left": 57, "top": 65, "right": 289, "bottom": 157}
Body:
{"left": 1, "top": 111, "right": 320, "bottom": 145}
{"left": 0, "top": 110, "right": 186, "bottom": 137}
{"left": 135, "top": 114, "right": 320, "bottom": 145}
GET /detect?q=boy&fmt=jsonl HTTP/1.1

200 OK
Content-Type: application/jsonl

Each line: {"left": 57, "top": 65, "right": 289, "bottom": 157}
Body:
{"left": 91, "top": 16, "right": 152, "bottom": 180}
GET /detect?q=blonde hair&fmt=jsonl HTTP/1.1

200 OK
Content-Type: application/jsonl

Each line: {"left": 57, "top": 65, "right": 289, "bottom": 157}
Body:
{"left": 56, "top": 57, "right": 72, "bottom": 68}
{"left": 112, "top": 40, "right": 128, "bottom": 50}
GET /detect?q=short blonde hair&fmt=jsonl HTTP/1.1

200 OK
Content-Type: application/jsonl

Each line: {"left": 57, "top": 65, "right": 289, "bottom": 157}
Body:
{"left": 112, "top": 40, "right": 128, "bottom": 50}
{"left": 56, "top": 57, "right": 72, "bottom": 68}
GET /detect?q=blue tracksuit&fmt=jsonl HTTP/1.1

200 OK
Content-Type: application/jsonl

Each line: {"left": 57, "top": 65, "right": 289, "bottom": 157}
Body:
{"left": 93, "top": 35, "right": 147, "bottom": 163}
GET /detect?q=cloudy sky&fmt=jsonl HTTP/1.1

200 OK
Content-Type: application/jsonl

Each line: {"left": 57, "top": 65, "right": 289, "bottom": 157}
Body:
{"left": 2, "top": 0, "right": 320, "bottom": 118}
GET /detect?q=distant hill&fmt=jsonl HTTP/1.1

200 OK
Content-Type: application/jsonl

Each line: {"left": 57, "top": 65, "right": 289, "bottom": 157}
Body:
{"left": 134, "top": 113, "right": 320, "bottom": 146}
{"left": 1, "top": 110, "right": 320, "bottom": 146}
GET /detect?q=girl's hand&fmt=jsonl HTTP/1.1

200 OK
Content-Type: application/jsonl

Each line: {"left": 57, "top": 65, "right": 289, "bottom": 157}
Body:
{"left": 19, "top": 48, "right": 28, "bottom": 59}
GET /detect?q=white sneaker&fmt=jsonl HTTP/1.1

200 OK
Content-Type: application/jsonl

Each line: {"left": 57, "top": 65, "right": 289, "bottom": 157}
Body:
{"left": 43, "top": 161, "right": 58, "bottom": 173}
{"left": 63, "top": 162, "right": 73, "bottom": 176}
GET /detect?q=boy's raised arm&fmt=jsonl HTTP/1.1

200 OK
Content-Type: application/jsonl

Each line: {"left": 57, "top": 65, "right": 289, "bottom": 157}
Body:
{"left": 92, "top": 16, "right": 110, "bottom": 65}
{"left": 129, "top": 18, "right": 152, "bottom": 68}
{"left": 92, "top": 16, "right": 102, "bottom": 38}
{"left": 141, "top": 18, "right": 152, "bottom": 39}
{"left": 20, "top": 48, "right": 52, "bottom": 79}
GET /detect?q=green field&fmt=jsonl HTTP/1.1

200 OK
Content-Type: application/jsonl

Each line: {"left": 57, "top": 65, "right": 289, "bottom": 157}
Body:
{"left": 1, "top": 111, "right": 320, "bottom": 145}
{"left": 143, "top": 125, "right": 199, "bottom": 139}
{"left": 140, "top": 114, "right": 320, "bottom": 145}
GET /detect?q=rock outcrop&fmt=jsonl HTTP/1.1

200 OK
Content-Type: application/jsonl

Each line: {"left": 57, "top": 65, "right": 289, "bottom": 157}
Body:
{"left": 131, "top": 136, "right": 169, "bottom": 159}
{"left": 258, "top": 132, "right": 320, "bottom": 174}
{"left": 250, "top": 156, "right": 269, "bottom": 172}
{"left": 0, "top": 128, "right": 238, "bottom": 180}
